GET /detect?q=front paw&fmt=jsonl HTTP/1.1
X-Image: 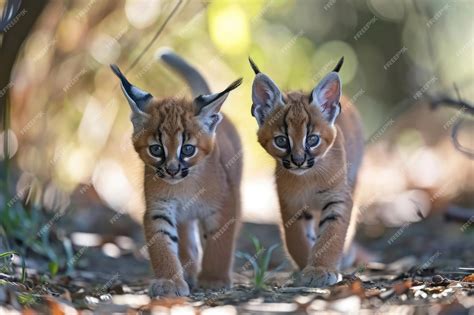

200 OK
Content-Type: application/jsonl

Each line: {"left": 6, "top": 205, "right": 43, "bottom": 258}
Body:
{"left": 184, "top": 274, "right": 197, "bottom": 290}
{"left": 292, "top": 266, "right": 342, "bottom": 287}
{"left": 148, "top": 278, "right": 190, "bottom": 297}
{"left": 197, "top": 274, "right": 231, "bottom": 291}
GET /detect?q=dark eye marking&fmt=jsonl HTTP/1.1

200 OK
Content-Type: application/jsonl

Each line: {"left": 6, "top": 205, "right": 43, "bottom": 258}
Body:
{"left": 297, "top": 211, "right": 313, "bottom": 220}
{"left": 181, "top": 167, "right": 189, "bottom": 177}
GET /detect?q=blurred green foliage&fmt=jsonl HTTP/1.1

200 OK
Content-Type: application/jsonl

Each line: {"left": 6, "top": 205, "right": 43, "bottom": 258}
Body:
{"left": 8, "top": 0, "right": 472, "bottom": 187}
{"left": 0, "top": 0, "right": 472, "bottom": 241}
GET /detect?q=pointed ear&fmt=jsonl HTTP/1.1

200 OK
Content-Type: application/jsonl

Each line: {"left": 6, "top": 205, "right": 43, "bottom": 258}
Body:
{"left": 194, "top": 78, "right": 242, "bottom": 133}
{"left": 110, "top": 64, "right": 152, "bottom": 129}
{"left": 310, "top": 72, "right": 342, "bottom": 125}
{"left": 251, "top": 72, "right": 283, "bottom": 126}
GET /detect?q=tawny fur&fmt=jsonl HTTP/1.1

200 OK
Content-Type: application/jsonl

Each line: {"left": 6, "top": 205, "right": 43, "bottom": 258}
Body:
{"left": 103, "top": 64, "right": 243, "bottom": 298}
{"left": 137, "top": 98, "right": 242, "bottom": 296}
{"left": 111, "top": 53, "right": 242, "bottom": 297}
{"left": 255, "top": 90, "right": 364, "bottom": 286}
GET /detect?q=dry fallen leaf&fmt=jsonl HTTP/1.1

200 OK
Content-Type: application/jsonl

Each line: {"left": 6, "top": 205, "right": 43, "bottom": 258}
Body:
{"left": 461, "top": 274, "right": 474, "bottom": 282}
{"left": 393, "top": 280, "right": 412, "bottom": 295}
{"left": 424, "top": 286, "right": 445, "bottom": 294}
{"left": 138, "top": 297, "right": 190, "bottom": 312}
{"left": 364, "top": 288, "right": 382, "bottom": 298}
{"left": 349, "top": 280, "right": 365, "bottom": 297}
{"left": 47, "top": 299, "right": 64, "bottom": 315}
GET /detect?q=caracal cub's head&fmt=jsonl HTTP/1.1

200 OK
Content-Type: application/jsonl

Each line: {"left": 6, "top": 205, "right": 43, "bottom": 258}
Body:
{"left": 249, "top": 58, "right": 344, "bottom": 175}
{"left": 111, "top": 65, "right": 242, "bottom": 184}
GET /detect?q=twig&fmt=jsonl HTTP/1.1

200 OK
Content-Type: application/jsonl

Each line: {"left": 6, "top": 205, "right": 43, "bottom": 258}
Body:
{"left": 125, "top": 0, "right": 183, "bottom": 74}
{"left": 445, "top": 206, "right": 474, "bottom": 222}
{"left": 430, "top": 97, "right": 474, "bottom": 116}
{"left": 429, "top": 83, "right": 474, "bottom": 159}
{"left": 413, "top": 0, "right": 473, "bottom": 159}
{"left": 451, "top": 119, "right": 474, "bottom": 158}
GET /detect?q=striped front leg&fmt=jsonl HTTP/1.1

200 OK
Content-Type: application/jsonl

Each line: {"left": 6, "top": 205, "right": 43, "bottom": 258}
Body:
{"left": 143, "top": 199, "right": 190, "bottom": 297}
{"left": 293, "top": 197, "right": 352, "bottom": 287}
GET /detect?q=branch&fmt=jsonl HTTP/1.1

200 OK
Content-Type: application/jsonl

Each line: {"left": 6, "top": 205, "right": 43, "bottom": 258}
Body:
{"left": 125, "top": 0, "right": 183, "bottom": 74}
{"left": 430, "top": 97, "right": 474, "bottom": 116}
{"left": 451, "top": 119, "right": 474, "bottom": 159}
{"left": 429, "top": 90, "right": 474, "bottom": 159}
{"left": 0, "top": 0, "right": 48, "bottom": 124}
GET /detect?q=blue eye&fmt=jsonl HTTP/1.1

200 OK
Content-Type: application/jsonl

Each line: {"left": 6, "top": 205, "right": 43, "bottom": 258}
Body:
{"left": 181, "top": 144, "right": 196, "bottom": 157}
{"left": 274, "top": 136, "right": 288, "bottom": 149}
{"left": 149, "top": 144, "right": 163, "bottom": 157}
{"left": 306, "top": 135, "right": 320, "bottom": 147}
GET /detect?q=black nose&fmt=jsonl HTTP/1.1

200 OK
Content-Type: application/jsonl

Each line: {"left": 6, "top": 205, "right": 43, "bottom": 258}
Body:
{"left": 291, "top": 154, "right": 305, "bottom": 167}
{"left": 165, "top": 165, "right": 180, "bottom": 176}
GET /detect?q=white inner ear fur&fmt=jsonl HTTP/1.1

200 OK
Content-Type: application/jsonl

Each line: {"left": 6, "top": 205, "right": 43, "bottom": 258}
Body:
{"left": 120, "top": 85, "right": 151, "bottom": 118}
{"left": 252, "top": 74, "right": 283, "bottom": 126}
{"left": 328, "top": 105, "right": 341, "bottom": 125}
{"left": 311, "top": 72, "right": 341, "bottom": 125}
{"left": 197, "top": 94, "right": 226, "bottom": 133}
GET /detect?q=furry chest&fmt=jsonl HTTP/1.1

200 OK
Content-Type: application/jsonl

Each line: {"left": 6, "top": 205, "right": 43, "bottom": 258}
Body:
{"left": 177, "top": 198, "right": 219, "bottom": 222}
{"left": 280, "top": 183, "right": 332, "bottom": 211}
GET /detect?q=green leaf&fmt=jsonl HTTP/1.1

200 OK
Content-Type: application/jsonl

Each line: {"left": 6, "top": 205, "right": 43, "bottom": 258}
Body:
{"left": 0, "top": 250, "right": 16, "bottom": 258}
{"left": 249, "top": 235, "right": 261, "bottom": 252}
{"left": 262, "top": 244, "right": 279, "bottom": 273}
{"left": 17, "top": 293, "right": 37, "bottom": 306}
{"left": 236, "top": 251, "right": 260, "bottom": 272}
{"left": 48, "top": 261, "right": 59, "bottom": 277}
{"left": 20, "top": 254, "right": 27, "bottom": 283}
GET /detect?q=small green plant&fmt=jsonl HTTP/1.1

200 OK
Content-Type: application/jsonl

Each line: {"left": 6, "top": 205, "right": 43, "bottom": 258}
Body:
{"left": 0, "top": 250, "right": 26, "bottom": 283}
{"left": 17, "top": 292, "right": 38, "bottom": 307}
{"left": 0, "top": 196, "right": 74, "bottom": 280}
{"left": 236, "top": 235, "right": 279, "bottom": 290}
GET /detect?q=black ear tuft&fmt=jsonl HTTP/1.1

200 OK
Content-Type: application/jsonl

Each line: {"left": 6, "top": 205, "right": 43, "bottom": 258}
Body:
{"left": 110, "top": 64, "right": 152, "bottom": 110}
{"left": 222, "top": 77, "right": 243, "bottom": 94}
{"left": 248, "top": 57, "right": 261, "bottom": 75}
{"left": 194, "top": 78, "right": 243, "bottom": 111}
{"left": 110, "top": 63, "right": 153, "bottom": 129}
{"left": 193, "top": 78, "right": 241, "bottom": 133}
{"left": 332, "top": 57, "right": 344, "bottom": 73}
{"left": 110, "top": 64, "right": 131, "bottom": 89}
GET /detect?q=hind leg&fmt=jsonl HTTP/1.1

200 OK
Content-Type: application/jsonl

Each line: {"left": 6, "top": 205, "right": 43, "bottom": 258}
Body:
{"left": 198, "top": 192, "right": 240, "bottom": 289}
{"left": 178, "top": 220, "right": 201, "bottom": 289}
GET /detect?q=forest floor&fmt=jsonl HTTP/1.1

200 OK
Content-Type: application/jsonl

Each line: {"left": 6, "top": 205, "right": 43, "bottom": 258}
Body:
{"left": 1, "top": 205, "right": 473, "bottom": 314}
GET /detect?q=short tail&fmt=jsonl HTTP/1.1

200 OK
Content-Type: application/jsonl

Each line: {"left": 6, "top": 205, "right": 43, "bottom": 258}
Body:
{"left": 156, "top": 47, "right": 211, "bottom": 96}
